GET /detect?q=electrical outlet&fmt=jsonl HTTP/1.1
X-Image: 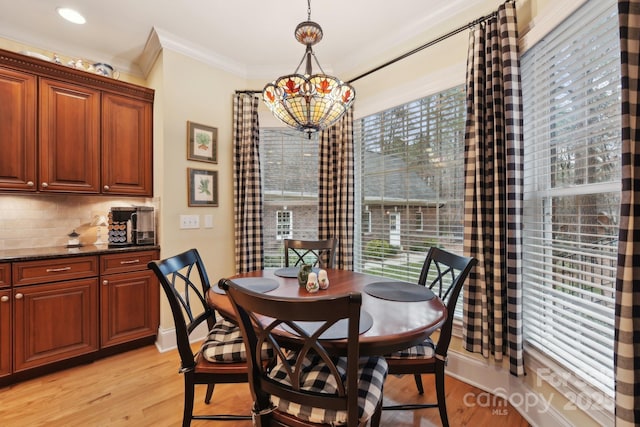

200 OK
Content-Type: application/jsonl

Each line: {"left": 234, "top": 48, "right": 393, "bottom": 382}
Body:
{"left": 179, "top": 214, "right": 200, "bottom": 229}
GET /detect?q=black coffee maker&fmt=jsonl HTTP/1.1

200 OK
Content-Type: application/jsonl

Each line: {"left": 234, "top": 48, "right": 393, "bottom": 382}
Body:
{"left": 108, "top": 206, "right": 155, "bottom": 246}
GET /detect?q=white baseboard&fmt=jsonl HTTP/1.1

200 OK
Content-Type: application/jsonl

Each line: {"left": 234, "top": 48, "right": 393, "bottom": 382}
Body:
{"left": 154, "top": 323, "right": 209, "bottom": 353}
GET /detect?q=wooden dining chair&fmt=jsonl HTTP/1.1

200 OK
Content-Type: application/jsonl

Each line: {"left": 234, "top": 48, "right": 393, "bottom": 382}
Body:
{"left": 147, "top": 249, "right": 250, "bottom": 426}
{"left": 382, "top": 247, "right": 477, "bottom": 427}
{"left": 219, "top": 278, "right": 387, "bottom": 427}
{"left": 284, "top": 238, "right": 337, "bottom": 268}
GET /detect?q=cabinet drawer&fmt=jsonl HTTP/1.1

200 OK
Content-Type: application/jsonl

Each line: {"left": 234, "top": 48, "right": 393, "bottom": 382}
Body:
{"left": 13, "top": 256, "right": 99, "bottom": 286}
{"left": 0, "top": 263, "right": 10, "bottom": 288}
{"left": 100, "top": 250, "right": 159, "bottom": 275}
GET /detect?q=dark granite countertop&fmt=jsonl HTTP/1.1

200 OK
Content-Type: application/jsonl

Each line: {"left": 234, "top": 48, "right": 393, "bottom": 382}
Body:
{"left": 0, "top": 245, "right": 160, "bottom": 262}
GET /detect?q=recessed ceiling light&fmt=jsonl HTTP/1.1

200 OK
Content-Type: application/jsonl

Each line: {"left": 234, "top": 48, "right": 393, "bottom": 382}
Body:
{"left": 56, "top": 7, "right": 86, "bottom": 24}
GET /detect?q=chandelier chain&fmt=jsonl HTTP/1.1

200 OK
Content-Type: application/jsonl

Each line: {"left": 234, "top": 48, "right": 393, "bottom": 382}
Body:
{"left": 307, "top": 0, "right": 311, "bottom": 20}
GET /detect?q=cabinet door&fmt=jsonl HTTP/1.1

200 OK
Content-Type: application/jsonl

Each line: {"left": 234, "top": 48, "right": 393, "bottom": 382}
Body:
{"left": 39, "top": 78, "right": 101, "bottom": 193}
{"left": 0, "top": 67, "right": 36, "bottom": 191}
{"left": 13, "top": 279, "right": 99, "bottom": 372}
{"left": 102, "top": 93, "right": 153, "bottom": 196}
{"left": 0, "top": 289, "right": 11, "bottom": 378}
{"left": 100, "top": 269, "right": 159, "bottom": 348}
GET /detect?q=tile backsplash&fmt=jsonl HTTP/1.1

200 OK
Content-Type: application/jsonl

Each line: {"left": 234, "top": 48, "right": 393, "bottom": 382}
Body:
{"left": 0, "top": 194, "right": 157, "bottom": 250}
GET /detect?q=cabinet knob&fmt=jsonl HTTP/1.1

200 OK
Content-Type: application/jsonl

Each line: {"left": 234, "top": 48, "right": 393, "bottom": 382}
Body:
{"left": 103, "top": 185, "right": 110, "bottom": 191}
{"left": 15, "top": 293, "right": 23, "bottom": 300}
{"left": 41, "top": 182, "right": 49, "bottom": 188}
{"left": 0, "top": 295, "right": 8, "bottom": 302}
{"left": 27, "top": 181, "right": 34, "bottom": 187}
{"left": 103, "top": 280, "right": 109, "bottom": 286}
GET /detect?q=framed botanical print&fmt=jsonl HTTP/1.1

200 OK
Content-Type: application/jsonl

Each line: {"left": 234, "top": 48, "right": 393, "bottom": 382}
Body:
{"left": 187, "top": 121, "right": 218, "bottom": 163}
{"left": 188, "top": 168, "right": 218, "bottom": 207}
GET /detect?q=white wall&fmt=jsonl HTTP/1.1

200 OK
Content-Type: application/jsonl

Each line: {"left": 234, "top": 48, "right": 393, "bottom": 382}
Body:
{"left": 147, "top": 48, "right": 246, "bottom": 333}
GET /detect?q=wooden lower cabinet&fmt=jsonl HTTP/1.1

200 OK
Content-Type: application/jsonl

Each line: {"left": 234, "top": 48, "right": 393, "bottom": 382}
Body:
{"left": 100, "top": 269, "right": 159, "bottom": 348}
{"left": 0, "top": 289, "right": 11, "bottom": 378}
{"left": 13, "top": 278, "right": 99, "bottom": 372}
{"left": 99, "top": 250, "right": 159, "bottom": 348}
{"left": 1, "top": 249, "right": 159, "bottom": 383}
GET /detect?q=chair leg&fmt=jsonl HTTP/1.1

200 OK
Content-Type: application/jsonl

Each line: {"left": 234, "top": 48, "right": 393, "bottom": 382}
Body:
{"left": 369, "top": 391, "right": 383, "bottom": 427}
{"left": 204, "top": 383, "right": 214, "bottom": 404}
{"left": 183, "top": 374, "right": 195, "bottom": 427}
{"left": 413, "top": 373, "right": 424, "bottom": 394}
{"left": 435, "top": 365, "right": 449, "bottom": 427}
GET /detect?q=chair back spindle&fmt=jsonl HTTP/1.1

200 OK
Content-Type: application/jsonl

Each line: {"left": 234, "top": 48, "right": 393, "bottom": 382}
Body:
{"left": 284, "top": 238, "right": 337, "bottom": 268}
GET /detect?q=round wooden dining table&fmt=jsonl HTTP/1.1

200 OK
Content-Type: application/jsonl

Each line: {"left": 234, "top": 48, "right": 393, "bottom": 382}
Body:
{"left": 208, "top": 268, "right": 447, "bottom": 356}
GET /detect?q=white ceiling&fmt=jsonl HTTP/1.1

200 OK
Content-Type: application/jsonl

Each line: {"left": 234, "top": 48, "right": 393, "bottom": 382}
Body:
{"left": 0, "top": 0, "right": 490, "bottom": 80}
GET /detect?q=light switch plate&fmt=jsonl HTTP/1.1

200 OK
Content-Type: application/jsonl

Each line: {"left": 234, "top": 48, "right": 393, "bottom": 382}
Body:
{"left": 204, "top": 214, "right": 213, "bottom": 228}
{"left": 180, "top": 214, "right": 200, "bottom": 229}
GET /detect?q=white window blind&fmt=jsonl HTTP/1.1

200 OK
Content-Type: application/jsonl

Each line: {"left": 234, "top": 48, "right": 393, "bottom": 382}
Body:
{"left": 260, "top": 128, "right": 319, "bottom": 267}
{"left": 521, "top": 0, "right": 619, "bottom": 398}
{"left": 354, "top": 86, "right": 466, "bottom": 282}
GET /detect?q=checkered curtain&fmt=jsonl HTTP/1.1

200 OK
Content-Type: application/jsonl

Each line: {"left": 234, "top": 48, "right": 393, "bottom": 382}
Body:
{"left": 615, "top": 2, "right": 640, "bottom": 424}
{"left": 233, "top": 94, "right": 264, "bottom": 273}
{"left": 318, "top": 110, "right": 354, "bottom": 270}
{"left": 462, "top": 0, "right": 524, "bottom": 376}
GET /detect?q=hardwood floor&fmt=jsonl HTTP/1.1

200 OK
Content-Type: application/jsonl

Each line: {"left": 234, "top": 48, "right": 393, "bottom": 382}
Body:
{"left": 0, "top": 344, "right": 530, "bottom": 426}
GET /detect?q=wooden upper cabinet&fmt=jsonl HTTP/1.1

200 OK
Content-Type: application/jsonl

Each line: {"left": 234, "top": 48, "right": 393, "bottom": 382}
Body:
{"left": 0, "top": 49, "right": 155, "bottom": 196}
{"left": 39, "top": 78, "right": 101, "bottom": 193}
{"left": 0, "top": 67, "right": 37, "bottom": 191}
{"left": 102, "top": 93, "right": 153, "bottom": 196}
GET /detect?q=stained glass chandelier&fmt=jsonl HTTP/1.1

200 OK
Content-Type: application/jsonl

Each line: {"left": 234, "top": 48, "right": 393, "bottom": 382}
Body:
{"left": 262, "top": 0, "right": 355, "bottom": 135}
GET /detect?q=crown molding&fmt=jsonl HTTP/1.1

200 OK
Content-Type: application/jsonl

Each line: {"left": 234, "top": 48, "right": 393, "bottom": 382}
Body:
{"left": 138, "top": 26, "right": 247, "bottom": 79}
{"left": 338, "top": 0, "right": 476, "bottom": 75}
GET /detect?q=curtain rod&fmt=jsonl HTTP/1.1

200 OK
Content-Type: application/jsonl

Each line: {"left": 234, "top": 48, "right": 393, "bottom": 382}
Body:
{"left": 235, "top": 1, "right": 507, "bottom": 93}
{"left": 347, "top": 9, "right": 498, "bottom": 84}
{"left": 235, "top": 90, "right": 261, "bottom": 95}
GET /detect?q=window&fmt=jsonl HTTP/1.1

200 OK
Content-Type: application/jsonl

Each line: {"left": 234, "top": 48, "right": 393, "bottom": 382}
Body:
{"left": 521, "top": 0, "right": 619, "bottom": 399}
{"left": 362, "top": 210, "right": 372, "bottom": 233}
{"left": 260, "top": 128, "right": 319, "bottom": 267}
{"left": 355, "top": 86, "right": 466, "bottom": 282}
{"left": 276, "top": 210, "right": 293, "bottom": 240}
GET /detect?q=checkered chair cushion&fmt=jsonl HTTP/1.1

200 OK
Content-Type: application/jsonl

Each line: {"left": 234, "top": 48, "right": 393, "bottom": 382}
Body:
{"left": 385, "top": 337, "right": 436, "bottom": 359}
{"left": 268, "top": 353, "right": 388, "bottom": 425}
{"left": 201, "top": 318, "right": 247, "bottom": 362}
{"left": 201, "top": 318, "right": 273, "bottom": 363}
